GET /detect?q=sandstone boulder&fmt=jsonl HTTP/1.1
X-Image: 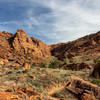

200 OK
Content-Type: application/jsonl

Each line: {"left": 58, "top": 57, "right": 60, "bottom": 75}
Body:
{"left": 81, "top": 92, "right": 97, "bottom": 100}
{"left": 24, "top": 63, "right": 31, "bottom": 69}
{"left": 0, "top": 87, "right": 43, "bottom": 100}
{"left": 0, "top": 91, "right": 23, "bottom": 100}
{"left": 14, "top": 87, "right": 43, "bottom": 100}
{"left": 0, "top": 59, "right": 8, "bottom": 66}
{"left": 0, "top": 60, "right": 4, "bottom": 65}
{"left": 92, "top": 62, "right": 100, "bottom": 78}
{"left": 66, "top": 76, "right": 100, "bottom": 100}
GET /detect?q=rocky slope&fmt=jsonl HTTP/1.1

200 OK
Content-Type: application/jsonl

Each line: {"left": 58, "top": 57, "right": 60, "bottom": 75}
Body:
{"left": 1, "top": 29, "right": 100, "bottom": 65}
{"left": 51, "top": 31, "right": 100, "bottom": 61}
{"left": 50, "top": 31, "right": 100, "bottom": 79}
{"left": 0, "top": 29, "right": 50, "bottom": 65}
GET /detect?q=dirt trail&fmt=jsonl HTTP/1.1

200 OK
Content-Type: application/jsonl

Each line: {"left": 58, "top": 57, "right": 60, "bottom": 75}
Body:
{"left": 48, "top": 85, "right": 64, "bottom": 95}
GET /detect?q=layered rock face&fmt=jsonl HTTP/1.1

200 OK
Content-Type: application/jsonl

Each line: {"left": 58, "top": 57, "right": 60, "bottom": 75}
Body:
{"left": 0, "top": 29, "right": 50, "bottom": 65}
{"left": 66, "top": 76, "right": 100, "bottom": 100}
{"left": 31, "top": 37, "right": 50, "bottom": 57}
{"left": 12, "top": 29, "right": 50, "bottom": 57}
{"left": 51, "top": 31, "right": 100, "bottom": 60}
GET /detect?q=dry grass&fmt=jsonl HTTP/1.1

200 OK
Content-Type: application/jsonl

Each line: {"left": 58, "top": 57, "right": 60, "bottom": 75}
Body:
{"left": 0, "top": 62, "right": 87, "bottom": 100}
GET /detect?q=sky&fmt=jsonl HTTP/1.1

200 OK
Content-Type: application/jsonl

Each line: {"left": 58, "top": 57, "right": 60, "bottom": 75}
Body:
{"left": 0, "top": 0, "right": 100, "bottom": 44}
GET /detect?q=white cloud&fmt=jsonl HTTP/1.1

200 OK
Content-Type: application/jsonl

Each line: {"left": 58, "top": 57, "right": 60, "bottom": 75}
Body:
{"left": 43, "top": 0, "right": 100, "bottom": 43}
{"left": 25, "top": 0, "right": 100, "bottom": 43}
{"left": 1, "top": 0, "right": 100, "bottom": 43}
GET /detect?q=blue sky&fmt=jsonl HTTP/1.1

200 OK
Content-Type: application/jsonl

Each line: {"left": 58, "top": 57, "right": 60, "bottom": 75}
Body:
{"left": 0, "top": 0, "right": 100, "bottom": 44}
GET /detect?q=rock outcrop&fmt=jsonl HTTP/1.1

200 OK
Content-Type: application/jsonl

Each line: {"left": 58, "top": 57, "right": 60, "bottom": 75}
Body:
{"left": 92, "top": 62, "right": 100, "bottom": 78}
{"left": 0, "top": 29, "right": 50, "bottom": 65}
{"left": 24, "top": 63, "right": 31, "bottom": 69}
{"left": 66, "top": 76, "right": 100, "bottom": 100}
{"left": 31, "top": 37, "right": 50, "bottom": 57}
{"left": 0, "top": 31, "right": 13, "bottom": 59}
{"left": 0, "top": 87, "right": 43, "bottom": 100}
{"left": 0, "top": 91, "right": 23, "bottom": 100}
{"left": 12, "top": 29, "right": 45, "bottom": 56}
{"left": 81, "top": 92, "right": 97, "bottom": 100}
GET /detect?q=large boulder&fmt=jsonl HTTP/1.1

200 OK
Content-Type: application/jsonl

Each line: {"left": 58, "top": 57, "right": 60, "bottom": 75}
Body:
{"left": 92, "top": 62, "right": 100, "bottom": 78}
{"left": 66, "top": 76, "right": 100, "bottom": 100}
{"left": 81, "top": 92, "right": 97, "bottom": 100}
{"left": 23, "top": 63, "right": 31, "bottom": 69}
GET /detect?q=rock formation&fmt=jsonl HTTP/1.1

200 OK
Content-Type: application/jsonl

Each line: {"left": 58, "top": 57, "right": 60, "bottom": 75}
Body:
{"left": 81, "top": 92, "right": 97, "bottom": 100}
{"left": 66, "top": 76, "right": 100, "bottom": 100}
{"left": 24, "top": 63, "right": 31, "bottom": 69}
{"left": 0, "top": 87, "right": 43, "bottom": 100}
{"left": 0, "top": 29, "right": 50, "bottom": 65}
{"left": 12, "top": 29, "right": 44, "bottom": 56}
{"left": 92, "top": 62, "right": 100, "bottom": 78}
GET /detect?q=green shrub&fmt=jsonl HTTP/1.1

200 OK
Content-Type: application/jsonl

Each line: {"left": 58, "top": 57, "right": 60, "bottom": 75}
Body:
{"left": 52, "top": 92, "right": 63, "bottom": 98}
{"left": 39, "top": 57, "right": 59, "bottom": 69}
{"left": 91, "top": 78, "right": 100, "bottom": 85}
{"left": 48, "top": 57, "right": 59, "bottom": 69}
{"left": 94, "top": 58, "right": 100, "bottom": 64}
{"left": 40, "top": 62, "right": 48, "bottom": 68}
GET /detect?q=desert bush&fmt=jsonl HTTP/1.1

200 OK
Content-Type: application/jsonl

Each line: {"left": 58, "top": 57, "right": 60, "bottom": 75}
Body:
{"left": 71, "top": 56, "right": 82, "bottom": 63}
{"left": 31, "top": 63, "right": 35, "bottom": 68}
{"left": 52, "top": 92, "right": 64, "bottom": 98}
{"left": 39, "top": 57, "right": 52, "bottom": 68}
{"left": 40, "top": 62, "right": 48, "bottom": 68}
{"left": 94, "top": 58, "right": 100, "bottom": 64}
{"left": 39, "top": 57, "right": 59, "bottom": 69}
{"left": 64, "top": 57, "right": 70, "bottom": 64}
{"left": 90, "top": 78, "right": 100, "bottom": 85}
{"left": 16, "top": 81, "right": 29, "bottom": 87}
{"left": 48, "top": 57, "right": 59, "bottom": 69}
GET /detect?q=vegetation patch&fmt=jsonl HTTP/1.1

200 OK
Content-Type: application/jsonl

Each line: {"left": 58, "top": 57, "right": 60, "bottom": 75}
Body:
{"left": 90, "top": 78, "right": 100, "bottom": 86}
